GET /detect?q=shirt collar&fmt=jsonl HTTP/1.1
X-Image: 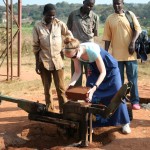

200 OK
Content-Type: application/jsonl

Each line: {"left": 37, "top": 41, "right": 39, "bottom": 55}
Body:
{"left": 114, "top": 12, "right": 125, "bottom": 17}
{"left": 76, "top": 7, "right": 93, "bottom": 18}
{"left": 41, "top": 17, "right": 60, "bottom": 25}
{"left": 41, "top": 18, "right": 46, "bottom": 25}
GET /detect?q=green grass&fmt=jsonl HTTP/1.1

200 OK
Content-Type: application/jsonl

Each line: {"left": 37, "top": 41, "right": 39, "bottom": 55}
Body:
{"left": 22, "top": 25, "right": 33, "bottom": 35}
{"left": 99, "top": 24, "right": 104, "bottom": 35}
{"left": 0, "top": 25, "right": 150, "bottom": 97}
{"left": 21, "top": 24, "right": 105, "bottom": 37}
{"left": 0, "top": 79, "right": 43, "bottom": 95}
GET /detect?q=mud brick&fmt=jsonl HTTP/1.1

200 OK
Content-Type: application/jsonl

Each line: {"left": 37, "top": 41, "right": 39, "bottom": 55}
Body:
{"left": 65, "top": 86, "right": 91, "bottom": 101}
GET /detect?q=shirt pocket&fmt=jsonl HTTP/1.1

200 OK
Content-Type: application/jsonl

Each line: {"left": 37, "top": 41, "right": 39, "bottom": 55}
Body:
{"left": 52, "top": 32, "right": 62, "bottom": 46}
{"left": 39, "top": 34, "right": 50, "bottom": 48}
{"left": 81, "top": 18, "right": 93, "bottom": 34}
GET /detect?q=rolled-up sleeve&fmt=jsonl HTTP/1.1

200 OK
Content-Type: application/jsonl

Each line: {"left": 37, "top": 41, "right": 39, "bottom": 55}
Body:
{"left": 61, "top": 22, "right": 73, "bottom": 37}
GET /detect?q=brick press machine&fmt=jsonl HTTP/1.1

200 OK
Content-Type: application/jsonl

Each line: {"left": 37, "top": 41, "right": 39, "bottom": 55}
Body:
{"left": 0, "top": 82, "right": 132, "bottom": 147}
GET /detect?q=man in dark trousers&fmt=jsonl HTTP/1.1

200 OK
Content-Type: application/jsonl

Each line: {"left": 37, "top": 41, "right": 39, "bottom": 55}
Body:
{"left": 67, "top": 0, "right": 99, "bottom": 86}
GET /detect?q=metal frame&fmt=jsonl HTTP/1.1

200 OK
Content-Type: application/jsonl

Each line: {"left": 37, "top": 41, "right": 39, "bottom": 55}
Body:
{"left": 0, "top": 0, "right": 22, "bottom": 80}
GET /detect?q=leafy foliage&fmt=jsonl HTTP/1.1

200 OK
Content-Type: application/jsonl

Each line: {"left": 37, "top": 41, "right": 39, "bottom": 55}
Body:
{"left": 0, "top": 2, "right": 150, "bottom": 27}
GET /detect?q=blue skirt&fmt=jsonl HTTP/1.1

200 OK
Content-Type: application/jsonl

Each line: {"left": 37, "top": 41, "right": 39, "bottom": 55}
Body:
{"left": 86, "top": 49, "right": 130, "bottom": 127}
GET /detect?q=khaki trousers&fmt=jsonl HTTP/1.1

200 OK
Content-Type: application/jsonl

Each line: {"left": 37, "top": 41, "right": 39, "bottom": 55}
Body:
{"left": 40, "top": 65, "right": 67, "bottom": 112}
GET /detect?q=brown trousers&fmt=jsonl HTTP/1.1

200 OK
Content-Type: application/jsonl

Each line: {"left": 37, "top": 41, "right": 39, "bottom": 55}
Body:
{"left": 40, "top": 65, "right": 67, "bottom": 112}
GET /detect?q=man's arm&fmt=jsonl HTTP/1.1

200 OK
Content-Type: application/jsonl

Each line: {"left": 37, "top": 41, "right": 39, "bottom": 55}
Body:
{"left": 104, "top": 41, "right": 111, "bottom": 51}
{"left": 32, "top": 26, "right": 42, "bottom": 74}
{"left": 129, "top": 31, "right": 140, "bottom": 55}
{"left": 61, "top": 21, "right": 73, "bottom": 37}
{"left": 67, "top": 13, "right": 73, "bottom": 30}
{"left": 93, "top": 14, "right": 99, "bottom": 37}
{"left": 102, "top": 17, "right": 112, "bottom": 51}
{"left": 128, "top": 11, "right": 142, "bottom": 55}
{"left": 60, "top": 22, "right": 73, "bottom": 59}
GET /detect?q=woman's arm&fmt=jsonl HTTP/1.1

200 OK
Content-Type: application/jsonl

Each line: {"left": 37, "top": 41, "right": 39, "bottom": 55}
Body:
{"left": 68, "top": 58, "right": 82, "bottom": 87}
{"left": 94, "top": 55, "right": 106, "bottom": 86}
{"left": 87, "top": 55, "right": 106, "bottom": 102}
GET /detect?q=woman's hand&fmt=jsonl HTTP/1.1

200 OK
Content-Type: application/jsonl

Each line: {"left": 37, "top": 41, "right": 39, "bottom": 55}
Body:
{"left": 85, "top": 86, "right": 97, "bottom": 102}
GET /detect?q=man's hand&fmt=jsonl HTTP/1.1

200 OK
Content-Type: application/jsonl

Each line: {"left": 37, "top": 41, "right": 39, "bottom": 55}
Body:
{"left": 60, "top": 51, "right": 65, "bottom": 60}
{"left": 35, "top": 61, "right": 42, "bottom": 75}
{"left": 128, "top": 41, "right": 135, "bottom": 55}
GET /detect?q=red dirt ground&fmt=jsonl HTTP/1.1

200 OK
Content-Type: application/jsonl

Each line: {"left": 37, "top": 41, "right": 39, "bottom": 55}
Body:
{"left": 0, "top": 63, "right": 150, "bottom": 150}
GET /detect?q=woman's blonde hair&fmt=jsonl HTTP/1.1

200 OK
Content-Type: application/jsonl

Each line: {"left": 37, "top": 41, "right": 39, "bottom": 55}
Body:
{"left": 64, "top": 36, "right": 80, "bottom": 50}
